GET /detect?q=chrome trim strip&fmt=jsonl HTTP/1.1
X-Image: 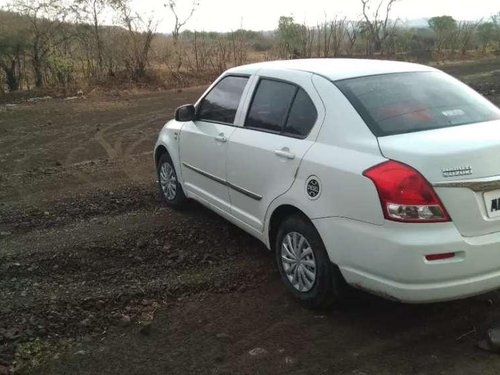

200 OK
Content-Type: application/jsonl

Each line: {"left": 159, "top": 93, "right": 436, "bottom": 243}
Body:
{"left": 228, "top": 183, "right": 262, "bottom": 201}
{"left": 182, "top": 162, "right": 226, "bottom": 185}
{"left": 434, "top": 176, "right": 500, "bottom": 192}
{"left": 182, "top": 162, "right": 262, "bottom": 201}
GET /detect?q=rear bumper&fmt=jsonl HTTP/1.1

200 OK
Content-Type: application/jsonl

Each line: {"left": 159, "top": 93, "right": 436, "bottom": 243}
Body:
{"left": 313, "top": 217, "right": 500, "bottom": 303}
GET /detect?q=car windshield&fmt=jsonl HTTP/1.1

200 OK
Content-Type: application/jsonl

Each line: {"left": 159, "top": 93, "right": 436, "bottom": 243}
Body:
{"left": 335, "top": 71, "right": 500, "bottom": 136}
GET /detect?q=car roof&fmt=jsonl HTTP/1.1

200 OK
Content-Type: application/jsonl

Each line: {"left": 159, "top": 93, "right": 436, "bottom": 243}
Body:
{"left": 226, "top": 58, "right": 436, "bottom": 81}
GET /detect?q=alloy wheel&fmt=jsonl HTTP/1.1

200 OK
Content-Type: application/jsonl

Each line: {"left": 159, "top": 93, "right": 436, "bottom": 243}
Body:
{"left": 280, "top": 231, "right": 317, "bottom": 292}
{"left": 159, "top": 162, "right": 177, "bottom": 200}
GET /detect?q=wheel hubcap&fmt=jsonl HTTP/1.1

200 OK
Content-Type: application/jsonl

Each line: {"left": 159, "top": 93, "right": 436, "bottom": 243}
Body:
{"left": 159, "top": 162, "right": 177, "bottom": 200}
{"left": 280, "top": 232, "right": 317, "bottom": 292}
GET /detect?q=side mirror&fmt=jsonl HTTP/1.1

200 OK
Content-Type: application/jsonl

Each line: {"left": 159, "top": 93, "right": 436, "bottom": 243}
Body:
{"left": 175, "top": 104, "right": 195, "bottom": 122}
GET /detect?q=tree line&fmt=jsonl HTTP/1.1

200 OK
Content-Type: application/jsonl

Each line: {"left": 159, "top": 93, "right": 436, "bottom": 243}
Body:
{"left": 0, "top": 0, "right": 499, "bottom": 93}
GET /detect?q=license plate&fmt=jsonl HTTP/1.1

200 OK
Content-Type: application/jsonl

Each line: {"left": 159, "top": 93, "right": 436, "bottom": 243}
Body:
{"left": 484, "top": 189, "right": 500, "bottom": 218}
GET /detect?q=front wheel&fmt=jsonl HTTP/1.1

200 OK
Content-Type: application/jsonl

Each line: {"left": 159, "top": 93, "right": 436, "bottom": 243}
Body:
{"left": 275, "top": 214, "right": 346, "bottom": 309}
{"left": 157, "top": 153, "right": 187, "bottom": 209}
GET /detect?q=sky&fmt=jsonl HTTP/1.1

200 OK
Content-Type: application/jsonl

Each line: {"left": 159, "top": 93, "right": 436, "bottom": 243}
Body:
{"left": 1, "top": 0, "right": 499, "bottom": 32}
{"left": 134, "top": 0, "right": 500, "bottom": 32}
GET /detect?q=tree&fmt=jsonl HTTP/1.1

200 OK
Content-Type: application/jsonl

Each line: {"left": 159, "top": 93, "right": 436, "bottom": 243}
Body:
{"left": 428, "top": 15, "right": 457, "bottom": 52}
{"left": 165, "top": 0, "right": 199, "bottom": 71}
{"left": 457, "top": 20, "right": 480, "bottom": 55}
{"left": 0, "top": 11, "right": 29, "bottom": 90}
{"left": 113, "top": 0, "right": 157, "bottom": 80}
{"left": 0, "top": 35, "right": 27, "bottom": 91}
{"left": 329, "top": 18, "right": 347, "bottom": 57}
{"left": 166, "top": 0, "right": 199, "bottom": 41}
{"left": 359, "top": 0, "right": 399, "bottom": 54}
{"left": 489, "top": 12, "right": 500, "bottom": 51}
{"left": 276, "top": 16, "right": 305, "bottom": 58}
{"left": 230, "top": 30, "right": 249, "bottom": 66}
{"left": 477, "top": 22, "right": 496, "bottom": 51}
{"left": 10, "top": 0, "right": 66, "bottom": 88}
{"left": 345, "top": 20, "right": 360, "bottom": 55}
{"left": 72, "top": 0, "right": 110, "bottom": 77}
{"left": 314, "top": 15, "right": 346, "bottom": 57}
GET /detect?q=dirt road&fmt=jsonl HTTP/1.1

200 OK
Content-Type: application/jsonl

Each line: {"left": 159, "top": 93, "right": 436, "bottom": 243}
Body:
{"left": 1, "top": 59, "right": 500, "bottom": 374}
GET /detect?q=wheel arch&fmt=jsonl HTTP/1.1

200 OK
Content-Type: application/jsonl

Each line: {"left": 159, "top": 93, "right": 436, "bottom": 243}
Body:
{"left": 154, "top": 121, "right": 184, "bottom": 184}
{"left": 267, "top": 204, "right": 313, "bottom": 253}
{"left": 154, "top": 145, "right": 169, "bottom": 167}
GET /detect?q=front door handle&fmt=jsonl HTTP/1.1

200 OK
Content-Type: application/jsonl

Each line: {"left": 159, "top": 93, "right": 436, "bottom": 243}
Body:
{"left": 215, "top": 133, "right": 227, "bottom": 143}
{"left": 274, "top": 147, "right": 295, "bottom": 160}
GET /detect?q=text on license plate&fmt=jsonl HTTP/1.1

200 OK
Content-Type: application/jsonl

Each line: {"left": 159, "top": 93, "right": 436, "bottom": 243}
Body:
{"left": 484, "top": 189, "right": 500, "bottom": 218}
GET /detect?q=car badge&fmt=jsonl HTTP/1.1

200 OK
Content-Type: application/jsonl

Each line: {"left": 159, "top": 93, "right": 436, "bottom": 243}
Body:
{"left": 442, "top": 166, "right": 472, "bottom": 178}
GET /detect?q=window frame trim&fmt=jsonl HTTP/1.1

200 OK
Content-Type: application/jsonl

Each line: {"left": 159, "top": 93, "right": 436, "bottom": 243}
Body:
{"left": 243, "top": 76, "right": 318, "bottom": 140}
{"left": 195, "top": 73, "right": 251, "bottom": 127}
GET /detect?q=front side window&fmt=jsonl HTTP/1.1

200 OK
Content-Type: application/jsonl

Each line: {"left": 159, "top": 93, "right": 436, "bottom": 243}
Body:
{"left": 197, "top": 75, "right": 249, "bottom": 124}
{"left": 336, "top": 71, "right": 500, "bottom": 136}
{"left": 245, "top": 79, "right": 317, "bottom": 137}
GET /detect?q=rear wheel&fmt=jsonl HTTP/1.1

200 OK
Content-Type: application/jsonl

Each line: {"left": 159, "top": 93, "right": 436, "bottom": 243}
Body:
{"left": 157, "top": 153, "right": 187, "bottom": 208}
{"left": 275, "top": 214, "right": 346, "bottom": 309}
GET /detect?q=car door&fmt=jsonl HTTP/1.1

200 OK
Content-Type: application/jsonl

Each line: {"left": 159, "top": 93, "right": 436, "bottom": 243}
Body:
{"left": 179, "top": 75, "right": 250, "bottom": 212}
{"left": 226, "top": 71, "right": 325, "bottom": 231}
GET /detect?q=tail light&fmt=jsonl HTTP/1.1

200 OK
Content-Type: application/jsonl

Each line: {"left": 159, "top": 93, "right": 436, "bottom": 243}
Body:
{"left": 363, "top": 160, "right": 450, "bottom": 223}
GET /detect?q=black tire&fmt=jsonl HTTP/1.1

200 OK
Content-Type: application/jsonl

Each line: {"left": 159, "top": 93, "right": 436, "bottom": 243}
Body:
{"left": 275, "top": 214, "right": 347, "bottom": 309}
{"left": 157, "top": 153, "right": 187, "bottom": 209}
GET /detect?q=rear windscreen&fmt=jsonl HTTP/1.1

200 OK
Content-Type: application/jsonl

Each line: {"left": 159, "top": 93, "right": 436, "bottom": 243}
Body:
{"left": 335, "top": 71, "right": 500, "bottom": 136}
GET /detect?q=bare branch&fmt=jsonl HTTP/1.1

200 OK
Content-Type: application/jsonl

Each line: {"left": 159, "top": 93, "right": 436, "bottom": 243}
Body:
{"left": 358, "top": 0, "right": 399, "bottom": 53}
{"left": 166, "top": 0, "right": 200, "bottom": 39}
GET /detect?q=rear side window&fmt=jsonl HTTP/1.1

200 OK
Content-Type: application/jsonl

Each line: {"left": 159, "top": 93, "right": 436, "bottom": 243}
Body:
{"left": 245, "top": 79, "right": 317, "bottom": 137}
{"left": 284, "top": 89, "right": 317, "bottom": 137}
{"left": 197, "top": 75, "right": 249, "bottom": 124}
{"left": 336, "top": 71, "right": 500, "bottom": 136}
{"left": 246, "top": 79, "right": 296, "bottom": 132}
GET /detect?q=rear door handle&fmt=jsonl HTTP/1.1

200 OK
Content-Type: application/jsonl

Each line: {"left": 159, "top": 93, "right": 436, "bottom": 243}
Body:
{"left": 215, "top": 133, "right": 227, "bottom": 143}
{"left": 274, "top": 148, "right": 295, "bottom": 160}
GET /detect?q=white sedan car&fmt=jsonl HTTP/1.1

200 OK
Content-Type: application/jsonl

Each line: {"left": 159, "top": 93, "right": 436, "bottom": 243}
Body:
{"left": 154, "top": 58, "right": 500, "bottom": 307}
